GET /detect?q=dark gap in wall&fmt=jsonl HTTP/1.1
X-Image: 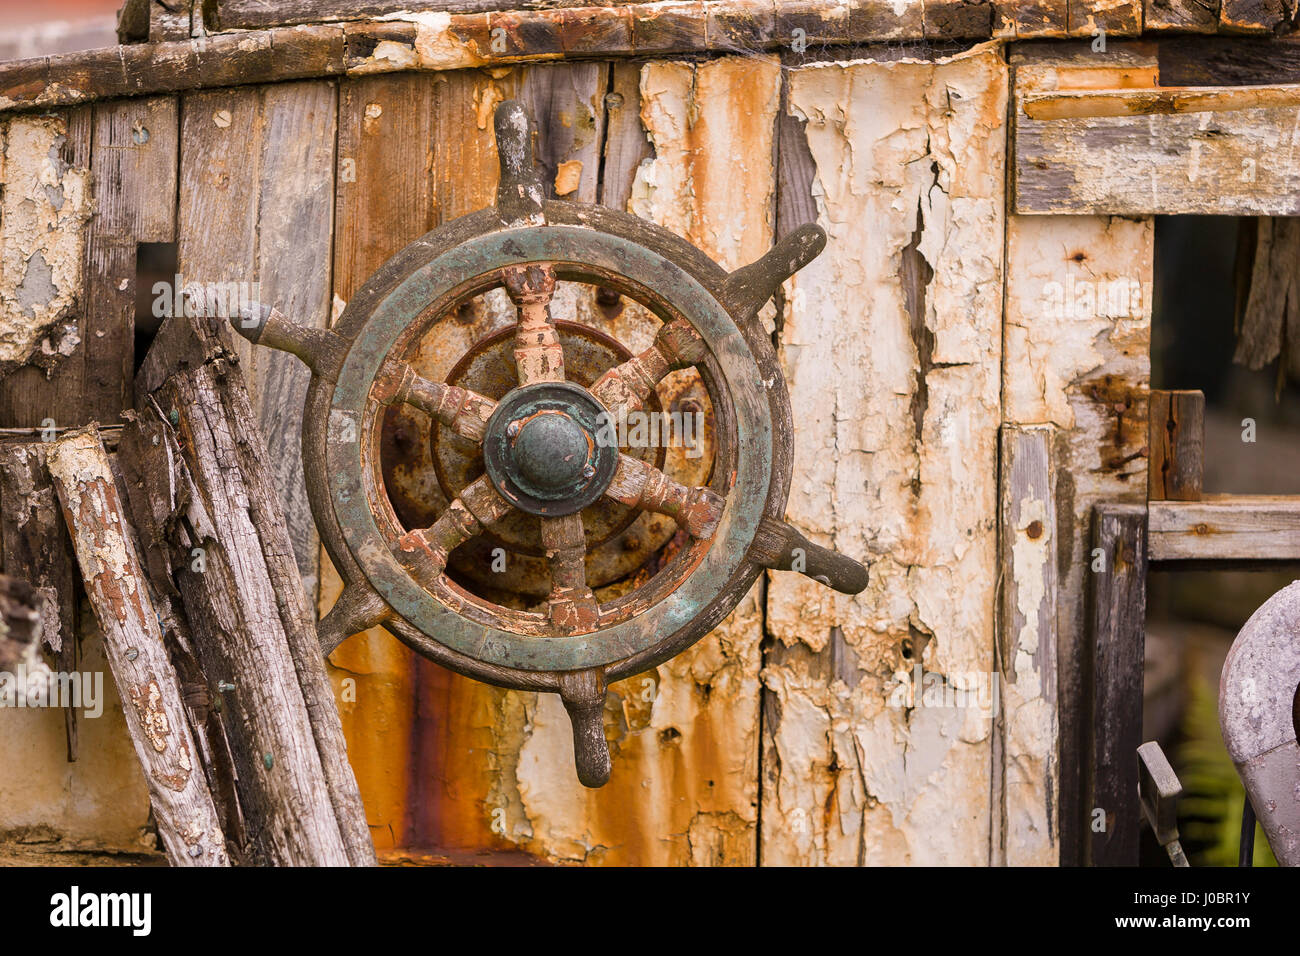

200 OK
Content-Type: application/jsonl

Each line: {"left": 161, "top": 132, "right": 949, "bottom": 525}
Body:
{"left": 133, "top": 241, "right": 178, "bottom": 374}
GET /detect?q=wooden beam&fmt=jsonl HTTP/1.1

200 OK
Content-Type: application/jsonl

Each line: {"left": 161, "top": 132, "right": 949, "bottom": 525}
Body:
{"left": 1015, "top": 85, "right": 1300, "bottom": 215}
{"left": 47, "top": 427, "right": 229, "bottom": 867}
{"left": 1149, "top": 495, "right": 1300, "bottom": 560}
{"left": 1085, "top": 502, "right": 1147, "bottom": 867}
{"left": 997, "top": 425, "right": 1059, "bottom": 866}
{"left": 1147, "top": 389, "right": 1204, "bottom": 501}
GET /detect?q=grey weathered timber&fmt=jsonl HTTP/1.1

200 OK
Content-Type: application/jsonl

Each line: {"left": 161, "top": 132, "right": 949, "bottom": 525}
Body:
{"left": 0, "top": 441, "right": 82, "bottom": 758}
{"left": 1234, "top": 218, "right": 1300, "bottom": 384}
{"left": 130, "top": 312, "right": 374, "bottom": 866}
{"left": 1149, "top": 495, "right": 1300, "bottom": 561}
{"left": 177, "top": 81, "right": 336, "bottom": 605}
{"left": 1147, "top": 390, "right": 1203, "bottom": 501}
{"left": 1015, "top": 86, "right": 1300, "bottom": 216}
{"left": 1085, "top": 503, "right": 1147, "bottom": 867}
{"left": 47, "top": 427, "right": 230, "bottom": 867}
{"left": 997, "top": 425, "right": 1058, "bottom": 866}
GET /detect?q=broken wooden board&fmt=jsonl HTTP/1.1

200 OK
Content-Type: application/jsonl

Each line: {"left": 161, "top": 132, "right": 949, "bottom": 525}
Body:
{"left": 1148, "top": 389, "right": 1204, "bottom": 501}
{"left": 762, "top": 48, "right": 1006, "bottom": 866}
{"left": 1015, "top": 83, "right": 1300, "bottom": 216}
{"left": 47, "top": 427, "right": 229, "bottom": 867}
{"left": 133, "top": 313, "right": 374, "bottom": 866}
{"left": 997, "top": 425, "right": 1059, "bottom": 866}
{"left": 177, "top": 80, "right": 337, "bottom": 602}
{"left": 1148, "top": 495, "right": 1300, "bottom": 560}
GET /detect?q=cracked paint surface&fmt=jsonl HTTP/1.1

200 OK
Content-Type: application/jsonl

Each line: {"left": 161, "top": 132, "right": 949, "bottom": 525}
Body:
{"left": 0, "top": 114, "right": 90, "bottom": 377}
{"left": 762, "top": 50, "right": 1006, "bottom": 866}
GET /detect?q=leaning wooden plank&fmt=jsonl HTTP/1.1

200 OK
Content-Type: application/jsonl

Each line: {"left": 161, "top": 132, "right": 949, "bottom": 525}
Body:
{"left": 47, "top": 427, "right": 229, "bottom": 867}
{"left": 1015, "top": 92, "right": 1300, "bottom": 215}
{"left": 997, "top": 425, "right": 1059, "bottom": 866}
{"left": 1086, "top": 502, "right": 1147, "bottom": 867}
{"left": 133, "top": 312, "right": 374, "bottom": 866}
{"left": 764, "top": 48, "right": 1006, "bottom": 866}
{"left": 1149, "top": 495, "right": 1300, "bottom": 560}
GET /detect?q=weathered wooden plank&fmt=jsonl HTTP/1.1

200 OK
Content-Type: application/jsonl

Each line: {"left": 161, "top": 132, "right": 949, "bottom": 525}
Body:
{"left": 1005, "top": 50, "right": 1152, "bottom": 866}
{"left": 1068, "top": 0, "right": 1143, "bottom": 34}
{"left": 1234, "top": 217, "right": 1300, "bottom": 383}
{"left": 997, "top": 425, "right": 1058, "bottom": 866}
{"left": 133, "top": 313, "right": 374, "bottom": 866}
{"left": 763, "top": 48, "right": 1005, "bottom": 866}
{"left": 1158, "top": 36, "right": 1300, "bottom": 86}
{"left": 0, "top": 110, "right": 92, "bottom": 426}
{"left": 1009, "top": 0, "right": 1070, "bottom": 35}
{"left": 1144, "top": 0, "right": 1220, "bottom": 32}
{"left": 1015, "top": 89, "right": 1300, "bottom": 216}
{"left": 48, "top": 427, "right": 229, "bottom": 867}
{"left": 1220, "top": 0, "right": 1286, "bottom": 31}
{"left": 1085, "top": 502, "right": 1147, "bottom": 867}
{"left": 1147, "top": 389, "right": 1203, "bottom": 501}
{"left": 209, "top": 0, "right": 645, "bottom": 31}
{"left": 177, "top": 81, "right": 335, "bottom": 600}
{"left": 1148, "top": 495, "right": 1300, "bottom": 560}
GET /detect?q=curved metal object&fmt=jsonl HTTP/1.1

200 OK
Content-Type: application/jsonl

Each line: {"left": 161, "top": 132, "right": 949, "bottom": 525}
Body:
{"left": 230, "top": 100, "right": 868, "bottom": 788}
{"left": 1220, "top": 580, "right": 1300, "bottom": 866}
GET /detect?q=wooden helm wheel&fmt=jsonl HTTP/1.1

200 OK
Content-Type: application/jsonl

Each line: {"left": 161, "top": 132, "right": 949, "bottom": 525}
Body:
{"left": 229, "top": 101, "right": 867, "bottom": 788}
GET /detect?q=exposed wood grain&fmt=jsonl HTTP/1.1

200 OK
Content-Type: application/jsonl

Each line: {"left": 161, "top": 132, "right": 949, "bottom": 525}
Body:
{"left": 1085, "top": 502, "right": 1146, "bottom": 867}
{"left": 1068, "top": 0, "right": 1142, "bottom": 34}
{"left": 1144, "top": 0, "right": 1220, "bottom": 32}
{"left": 209, "top": 0, "right": 645, "bottom": 31}
{"left": 997, "top": 425, "right": 1058, "bottom": 866}
{"left": 1147, "top": 390, "right": 1203, "bottom": 501}
{"left": 1220, "top": 0, "right": 1286, "bottom": 31}
{"left": 178, "top": 81, "right": 336, "bottom": 601}
{"left": 763, "top": 49, "right": 1005, "bottom": 866}
{"left": 132, "top": 313, "right": 374, "bottom": 866}
{"left": 1234, "top": 217, "right": 1300, "bottom": 384}
{"left": 1148, "top": 495, "right": 1300, "bottom": 559}
{"left": 48, "top": 427, "right": 229, "bottom": 867}
{"left": 1016, "top": 89, "right": 1300, "bottom": 216}
{"left": 1158, "top": 36, "right": 1300, "bottom": 86}
{"left": 150, "top": 0, "right": 195, "bottom": 41}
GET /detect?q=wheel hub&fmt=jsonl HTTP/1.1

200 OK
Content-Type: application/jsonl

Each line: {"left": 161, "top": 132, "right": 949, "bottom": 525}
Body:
{"left": 483, "top": 381, "right": 617, "bottom": 516}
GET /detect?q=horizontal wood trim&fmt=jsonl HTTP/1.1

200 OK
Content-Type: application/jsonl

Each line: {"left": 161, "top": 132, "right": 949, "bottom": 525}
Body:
{"left": 1014, "top": 82, "right": 1300, "bottom": 215}
{"left": 1148, "top": 495, "right": 1300, "bottom": 561}
{"left": 1022, "top": 82, "right": 1300, "bottom": 119}
{"left": 4, "top": 3, "right": 1298, "bottom": 114}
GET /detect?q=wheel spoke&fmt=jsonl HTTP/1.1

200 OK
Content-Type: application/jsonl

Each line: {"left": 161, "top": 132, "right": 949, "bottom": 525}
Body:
{"left": 589, "top": 318, "right": 706, "bottom": 418}
{"left": 396, "top": 475, "right": 512, "bottom": 580}
{"left": 373, "top": 359, "right": 496, "bottom": 443}
{"left": 540, "top": 513, "right": 599, "bottom": 634}
{"left": 604, "top": 454, "right": 724, "bottom": 540}
{"left": 505, "top": 263, "right": 565, "bottom": 385}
